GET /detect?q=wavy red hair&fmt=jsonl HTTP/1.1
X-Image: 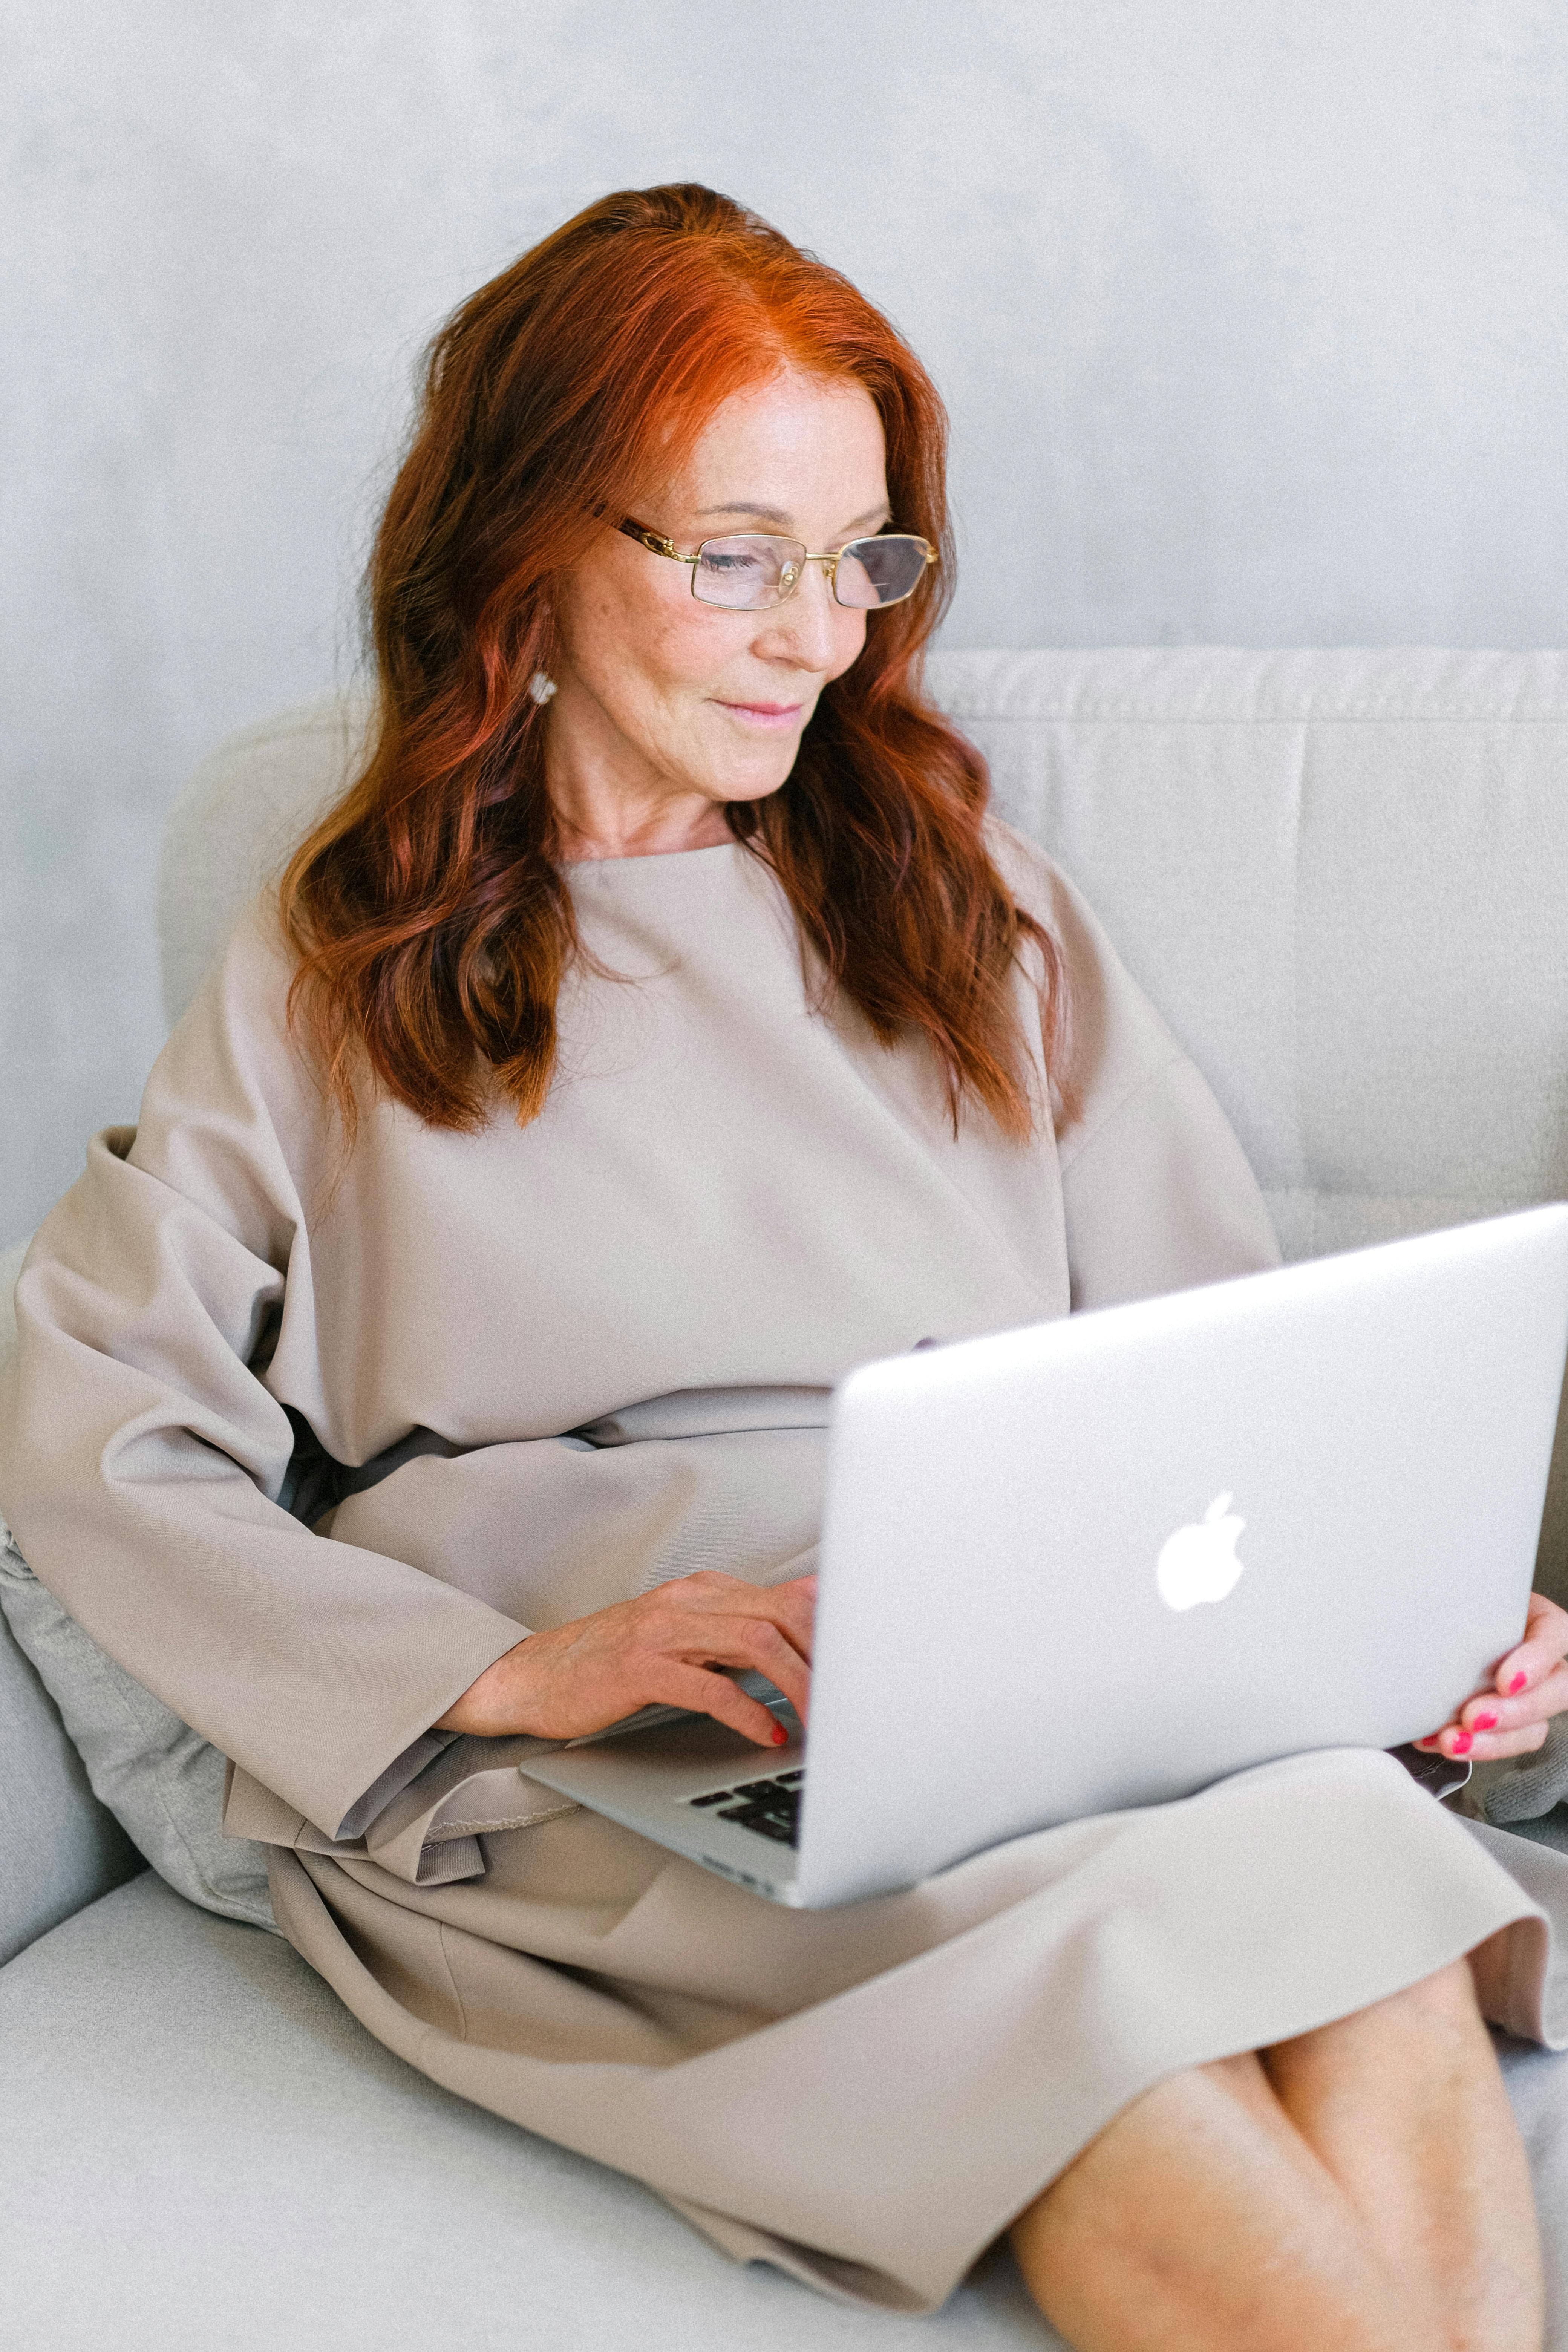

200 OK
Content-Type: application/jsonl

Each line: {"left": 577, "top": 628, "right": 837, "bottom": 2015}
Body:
{"left": 280, "top": 183, "right": 1070, "bottom": 1143}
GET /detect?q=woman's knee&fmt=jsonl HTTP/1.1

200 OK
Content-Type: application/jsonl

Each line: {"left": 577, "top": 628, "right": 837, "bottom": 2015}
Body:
{"left": 1010, "top": 2056, "right": 1436, "bottom": 2350}
{"left": 1376, "top": 1956, "right": 1490, "bottom": 2051}
{"left": 1017, "top": 2051, "right": 1283, "bottom": 2237}
{"left": 1265, "top": 1957, "right": 1496, "bottom": 2122}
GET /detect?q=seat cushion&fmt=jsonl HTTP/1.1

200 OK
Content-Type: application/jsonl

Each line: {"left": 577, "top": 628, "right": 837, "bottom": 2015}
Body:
{"left": 0, "top": 1873, "right": 1055, "bottom": 2350}
{"left": 8, "top": 1876, "right": 1568, "bottom": 2349}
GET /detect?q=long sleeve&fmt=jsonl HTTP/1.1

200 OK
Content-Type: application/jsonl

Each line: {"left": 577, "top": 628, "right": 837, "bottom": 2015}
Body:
{"left": 0, "top": 916, "right": 528, "bottom": 1839}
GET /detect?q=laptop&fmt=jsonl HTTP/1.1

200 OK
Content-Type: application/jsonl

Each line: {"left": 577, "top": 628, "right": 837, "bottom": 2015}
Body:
{"left": 520, "top": 1205, "right": 1568, "bottom": 1907}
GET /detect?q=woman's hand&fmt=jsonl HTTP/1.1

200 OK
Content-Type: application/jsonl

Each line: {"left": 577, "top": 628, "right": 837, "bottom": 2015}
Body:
{"left": 435, "top": 1569, "right": 816, "bottom": 1747}
{"left": 1416, "top": 1590, "right": 1568, "bottom": 1762}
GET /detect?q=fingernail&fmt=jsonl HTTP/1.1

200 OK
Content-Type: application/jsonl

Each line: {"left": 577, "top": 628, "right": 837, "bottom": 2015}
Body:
{"left": 1473, "top": 1712, "right": 1498, "bottom": 1731}
{"left": 1510, "top": 1672, "right": 1528, "bottom": 1695}
{"left": 1452, "top": 1732, "right": 1473, "bottom": 1756}
{"left": 1415, "top": 1736, "right": 1437, "bottom": 1750}
{"left": 770, "top": 1724, "right": 787, "bottom": 1747}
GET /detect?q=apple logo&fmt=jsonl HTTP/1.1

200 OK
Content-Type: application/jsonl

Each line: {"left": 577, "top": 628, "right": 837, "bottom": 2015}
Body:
{"left": 1156, "top": 1492, "right": 1248, "bottom": 1612}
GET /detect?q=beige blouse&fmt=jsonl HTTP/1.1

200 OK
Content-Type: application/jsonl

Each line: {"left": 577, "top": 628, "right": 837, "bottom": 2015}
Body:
{"left": 0, "top": 826, "right": 1278, "bottom": 1842}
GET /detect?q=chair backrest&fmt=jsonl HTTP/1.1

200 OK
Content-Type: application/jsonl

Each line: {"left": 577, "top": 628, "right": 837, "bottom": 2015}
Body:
{"left": 924, "top": 649, "right": 1568, "bottom": 1261}
{"left": 153, "top": 648, "right": 1568, "bottom": 1580}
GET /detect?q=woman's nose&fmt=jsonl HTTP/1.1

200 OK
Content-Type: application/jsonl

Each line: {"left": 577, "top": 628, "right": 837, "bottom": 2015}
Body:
{"left": 755, "top": 560, "right": 842, "bottom": 671}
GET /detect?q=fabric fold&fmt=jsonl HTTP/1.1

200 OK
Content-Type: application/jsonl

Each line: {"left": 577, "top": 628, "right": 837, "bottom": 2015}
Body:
{"left": 225, "top": 1740, "right": 582, "bottom": 1889}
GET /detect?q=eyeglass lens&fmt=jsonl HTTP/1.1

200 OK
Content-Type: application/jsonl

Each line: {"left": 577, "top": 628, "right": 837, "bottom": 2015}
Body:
{"left": 691, "top": 534, "right": 929, "bottom": 611}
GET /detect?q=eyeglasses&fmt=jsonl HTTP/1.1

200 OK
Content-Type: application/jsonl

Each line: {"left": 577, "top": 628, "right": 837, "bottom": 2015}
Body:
{"left": 618, "top": 517, "right": 937, "bottom": 611}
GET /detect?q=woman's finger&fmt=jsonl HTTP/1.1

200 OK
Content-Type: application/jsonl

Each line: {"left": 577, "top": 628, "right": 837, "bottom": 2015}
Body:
{"left": 764, "top": 1573, "right": 819, "bottom": 1654}
{"left": 1415, "top": 1593, "right": 1568, "bottom": 1758}
{"left": 1465, "top": 1658, "right": 1568, "bottom": 1732}
{"left": 464, "top": 1578, "right": 819, "bottom": 1744}
{"left": 645, "top": 1660, "right": 795, "bottom": 1749}
{"left": 1459, "top": 1660, "right": 1568, "bottom": 1743}
{"left": 1413, "top": 1690, "right": 1496, "bottom": 1754}
{"left": 1447, "top": 1718, "right": 1550, "bottom": 1764}
{"left": 661, "top": 1571, "right": 817, "bottom": 1663}
{"left": 1416, "top": 1668, "right": 1568, "bottom": 1761}
{"left": 1492, "top": 1591, "right": 1568, "bottom": 1703}
{"left": 722, "top": 1617, "right": 813, "bottom": 1724}
{"left": 1487, "top": 1720, "right": 1551, "bottom": 1761}
{"left": 653, "top": 1611, "right": 812, "bottom": 1724}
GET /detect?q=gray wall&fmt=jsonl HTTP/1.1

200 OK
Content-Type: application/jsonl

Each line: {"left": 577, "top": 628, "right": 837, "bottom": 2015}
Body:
{"left": 4, "top": 0, "right": 1567, "bottom": 1243}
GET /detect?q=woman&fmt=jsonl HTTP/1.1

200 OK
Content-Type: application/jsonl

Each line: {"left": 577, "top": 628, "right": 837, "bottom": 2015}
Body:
{"left": 5, "top": 184, "right": 1568, "bottom": 2350}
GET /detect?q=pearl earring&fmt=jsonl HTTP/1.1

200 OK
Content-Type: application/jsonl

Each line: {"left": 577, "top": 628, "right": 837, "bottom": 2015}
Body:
{"left": 528, "top": 671, "right": 557, "bottom": 706}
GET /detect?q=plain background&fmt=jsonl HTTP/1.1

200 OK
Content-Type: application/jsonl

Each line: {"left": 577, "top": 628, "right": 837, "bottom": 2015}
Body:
{"left": 4, "top": 0, "right": 1567, "bottom": 1244}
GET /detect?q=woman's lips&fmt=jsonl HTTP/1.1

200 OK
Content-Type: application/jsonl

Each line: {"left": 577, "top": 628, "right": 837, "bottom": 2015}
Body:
{"left": 714, "top": 699, "right": 805, "bottom": 730}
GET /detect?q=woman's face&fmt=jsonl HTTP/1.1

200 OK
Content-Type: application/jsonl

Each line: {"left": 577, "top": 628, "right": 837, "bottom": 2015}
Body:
{"left": 545, "top": 368, "right": 890, "bottom": 856}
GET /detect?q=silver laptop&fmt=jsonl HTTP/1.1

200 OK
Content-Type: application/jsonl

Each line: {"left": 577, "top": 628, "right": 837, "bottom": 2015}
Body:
{"left": 521, "top": 1205, "right": 1568, "bottom": 1907}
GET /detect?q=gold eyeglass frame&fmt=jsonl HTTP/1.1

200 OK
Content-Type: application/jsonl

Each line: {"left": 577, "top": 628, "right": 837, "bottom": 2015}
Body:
{"left": 618, "top": 516, "right": 937, "bottom": 609}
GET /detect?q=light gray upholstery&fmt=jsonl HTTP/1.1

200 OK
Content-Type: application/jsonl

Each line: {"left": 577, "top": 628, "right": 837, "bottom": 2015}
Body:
{"left": 923, "top": 649, "right": 1568, "bottom": 1262}
{"left": 0, "top": 1872, "right": 1055, "bottom": 2350}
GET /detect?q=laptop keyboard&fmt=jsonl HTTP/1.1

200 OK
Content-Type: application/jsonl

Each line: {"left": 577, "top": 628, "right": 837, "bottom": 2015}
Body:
{"left": 686, "top": 1768, "right": 804, "bottom": 1848}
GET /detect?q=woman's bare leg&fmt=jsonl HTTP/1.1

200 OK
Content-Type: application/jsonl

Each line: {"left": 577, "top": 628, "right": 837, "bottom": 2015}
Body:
{"left": 1008, "top": 1961, "right": 1541, "bottom": 2352}
{"left": 1262, "top": 1960, "right": 1542, "bottom": 2352}
{"left": 1010, "top": 2050, "right": 1430, "bottom": 2350}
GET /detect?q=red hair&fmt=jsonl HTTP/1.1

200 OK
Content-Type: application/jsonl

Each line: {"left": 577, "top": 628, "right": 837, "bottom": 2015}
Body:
{"left": 280, "top": 183, "right": 1070, "bottom": 1142}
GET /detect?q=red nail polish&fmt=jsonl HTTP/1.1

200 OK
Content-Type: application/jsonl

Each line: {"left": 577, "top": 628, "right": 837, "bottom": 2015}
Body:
{"left": 1473, "top": 1712, "right": 1498, "bottom": 1731}
{"left": 1510, "top": 1672, "right": 1528, "bottom": 1695}
{"left": 1452, "top": 1732, "right": 1473, "bottom": 1756}
{"left": 771, "top": 1724, "right": 787, "bottom": 1747}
